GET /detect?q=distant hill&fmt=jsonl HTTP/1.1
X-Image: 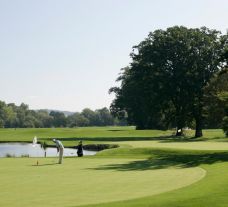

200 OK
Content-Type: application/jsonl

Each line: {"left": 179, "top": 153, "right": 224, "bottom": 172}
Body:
{"left": 37, "top": 109, "right": 75, "bottom": 116}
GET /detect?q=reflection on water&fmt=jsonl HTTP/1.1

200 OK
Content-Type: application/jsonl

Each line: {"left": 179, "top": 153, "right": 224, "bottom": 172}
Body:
{"left": 0, "top": 143, "right": 97, "bottom": 157}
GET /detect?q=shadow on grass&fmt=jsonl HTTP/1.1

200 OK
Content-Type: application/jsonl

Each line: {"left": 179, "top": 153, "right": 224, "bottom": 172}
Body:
{"left": 31, "top": 163, "right": 59, "bottom": 167}
{"left": 90, "top": 151, "right": 228, "bottom": 171}
{"left": 40, "top": 136, "right": 165, "bottom": 142}
{"left": 39, "top": 135, "right": 194, "bottom": 142}
{"left": 156, "top": 137, "right": 203, "bottom": 143}
{"left": 107, "top": 129, "right": 128, "bottom": 132}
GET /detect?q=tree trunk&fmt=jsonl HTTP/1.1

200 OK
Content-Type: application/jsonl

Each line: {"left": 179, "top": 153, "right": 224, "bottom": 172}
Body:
{"left": 193, "top": 95, "right": 204, "bottom": 138}
{"left": 195, "top": 117, "right": 203, "bottom": 138}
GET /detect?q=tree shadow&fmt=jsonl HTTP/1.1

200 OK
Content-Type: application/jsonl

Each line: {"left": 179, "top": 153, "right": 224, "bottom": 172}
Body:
{"left": 107, "top": 129, "right": 128, "bottom": 132}
{"left": 40, "top": 135, "right": 175, "bottom": 142}
{"left": 89, "top": 151, "right": 228, "bottom": 171}
{"left": 31, "top": 163, "right": 59, "bottom": 167}
{"left": 157, "top": 137, "right": 201, "bottom": 143}
{"left": 40, "top": 135, "right": 227, "bottom": 144}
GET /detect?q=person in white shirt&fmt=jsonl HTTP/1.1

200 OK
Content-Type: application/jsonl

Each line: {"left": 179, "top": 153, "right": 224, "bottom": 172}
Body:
{"left": 53, "top": 139, "right": 64, "bottom": 164}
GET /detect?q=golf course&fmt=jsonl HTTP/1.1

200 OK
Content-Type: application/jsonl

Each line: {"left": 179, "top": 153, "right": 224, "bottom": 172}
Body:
{"left": 1, "top": 0, "right": 227, "bottom": 206}
{"left": 1, "top": 127, "right": 228, "bottom": 207}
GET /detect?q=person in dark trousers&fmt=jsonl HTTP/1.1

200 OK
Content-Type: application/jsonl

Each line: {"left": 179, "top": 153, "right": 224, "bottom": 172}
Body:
{"left": 77, "top": 140, "right": 83, "bottom": 157}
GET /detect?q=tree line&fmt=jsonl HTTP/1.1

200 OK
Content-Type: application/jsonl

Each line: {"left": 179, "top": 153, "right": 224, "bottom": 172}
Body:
{"left": 110, "top": 26, "right": 228, "bottom": 137}
{"left": 0, "top": 102, "right": 127, "bottom": 128}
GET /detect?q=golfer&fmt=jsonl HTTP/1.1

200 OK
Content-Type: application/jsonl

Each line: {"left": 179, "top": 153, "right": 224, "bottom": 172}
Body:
{"left": 53, "top": 139, "right": 64, "bottom": 164}
{"left": 77, "top": 140, "right": 83, "bottom": 157}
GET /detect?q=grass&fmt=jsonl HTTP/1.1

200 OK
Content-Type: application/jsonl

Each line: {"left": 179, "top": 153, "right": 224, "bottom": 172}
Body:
{"left": 0, "top": 127, "right": 171, "bottom": 146}
{"left": 113, "top": 139, "right": 228, "bottom": 150}
{"left": 0, "top": 157, "right": 204, "bottom": 207}
{"left": 0, "top": 127, "right": 228, "bottom": 206}
{"left": 84, "top": 162, "right": 228, "bottom": 207}
{"left": 0, "top": 126, "right": 168, "bottom": 141}
{"left": 0, "top": 127, "right": 226, "bottom": 149}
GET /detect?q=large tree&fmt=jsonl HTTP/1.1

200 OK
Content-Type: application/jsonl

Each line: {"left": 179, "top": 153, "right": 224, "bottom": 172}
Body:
{"left": 110, "top": 26, "right": 226, "bottom": 137}
{"left": 220, "top": 47, "right": 228, "bottom": 136}
{"left": 204, "top": 69, "right": 228, "bottom": 128}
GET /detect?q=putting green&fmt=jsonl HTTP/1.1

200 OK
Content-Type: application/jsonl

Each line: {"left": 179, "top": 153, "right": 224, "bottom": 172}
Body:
{"left": 115, "top": 140, "right": 228, "bottom": 150}
{"left": 0, "top": 158, "right": 205, "bottom": 207}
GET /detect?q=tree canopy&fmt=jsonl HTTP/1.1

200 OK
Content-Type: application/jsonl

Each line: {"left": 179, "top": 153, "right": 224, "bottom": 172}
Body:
{"left": 110, "top": 26, "right": 228, "bottom": 137}
{"left": 0, "top": 101, "right": 126, "bottom": 128}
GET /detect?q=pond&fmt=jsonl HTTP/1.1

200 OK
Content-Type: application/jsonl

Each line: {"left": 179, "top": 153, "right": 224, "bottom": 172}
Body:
{"left": 0, "top": 143, "right": 97, "bottom": 157}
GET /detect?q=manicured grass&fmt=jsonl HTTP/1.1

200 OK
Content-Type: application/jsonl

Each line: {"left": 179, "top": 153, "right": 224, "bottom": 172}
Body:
{"left": 0, "top": 127, "right": 226, "bottom": 149}
{"left": 0, "top": 126, "right": 171, "bottom": 141}
{"left": 84, "top": 162, "right": 228, "bottom": 207}
{"left": 86, "top": 148, "right": 228, "bottom": 207}
{"left": 1, "top": 127, "right": 228, "bottom": 207}
{"left": 0, "top": 127, "right": 172, "bottom": 146}
{"left": 0, "top": 157, "right": 204, "bottom": 207}
{"left": 113, "top": 139, "right": 228, "bottom": 150}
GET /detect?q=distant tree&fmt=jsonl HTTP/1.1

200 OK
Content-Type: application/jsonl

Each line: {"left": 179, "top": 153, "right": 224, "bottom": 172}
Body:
{"left": 75, "top": 114, "right": 89, "bottom": 127}
{"left": 6, "top": 103, "right": 18, "bottom": 128}
{"left": 0, "top": 101, "right": 6, "bottom": 127}
{"left": 36, "top": 110, "right": 53, "bottom": 127}
{"left": 81, "top": 108, "right": 97, "bottom": 126}
{"left": 67, "top": 113, "right": 89, "bottom": 127}
{"left": 3, "top": 106, "right": 17, "bottom": 128}
{"left": 15, "top": 103, "right": 29, "bottom": 127}
{"left": 95, "top": 107, "right": 115, "bottom": 126}
{"left": 49, "top": 111, "right": 67, "bottom": 127}
{"left": 23, "top": 115, "right": 36, "bottom": 128}
{"left": 0, "top": 100, "right": 125, "bottom": 128}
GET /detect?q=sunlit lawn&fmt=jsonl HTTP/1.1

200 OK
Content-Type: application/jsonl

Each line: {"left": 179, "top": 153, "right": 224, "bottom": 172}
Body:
{"left": 0, "top": 157, "right": 205, "bottom": 207}
{"left": 0, "top": 127, "right": 228, "bottom": 207}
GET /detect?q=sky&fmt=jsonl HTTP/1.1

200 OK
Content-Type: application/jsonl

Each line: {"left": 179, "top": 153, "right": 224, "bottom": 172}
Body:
{"left": 0, "top": 0, "right": 227, "bottom": 112}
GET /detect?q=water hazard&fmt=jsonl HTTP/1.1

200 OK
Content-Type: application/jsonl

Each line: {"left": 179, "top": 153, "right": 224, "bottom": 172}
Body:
{"left": 0, "top": 143, "right": 97, "bottom": 157}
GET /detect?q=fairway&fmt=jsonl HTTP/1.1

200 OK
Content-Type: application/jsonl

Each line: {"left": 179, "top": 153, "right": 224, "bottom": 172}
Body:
{"left": 116, "top": 140, "right": 228, "bottom": 150}
{"left": 0, "top": 157, "right": 205, "bottom": 207}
